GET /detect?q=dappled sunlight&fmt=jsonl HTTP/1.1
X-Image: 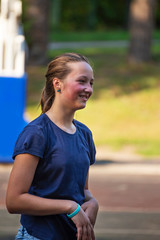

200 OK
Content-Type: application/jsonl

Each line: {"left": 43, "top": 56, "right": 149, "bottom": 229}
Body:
{"left": 131, "top": 0, "right": 150, "bottom": 21}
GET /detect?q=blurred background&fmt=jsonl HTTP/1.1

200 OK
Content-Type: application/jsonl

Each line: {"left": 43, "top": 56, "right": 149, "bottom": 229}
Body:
{"left": 1, "top": 0, "right": 160, "bottom": 240}
{"left": 23, "top": 0, "right": 160, "bottom": 158}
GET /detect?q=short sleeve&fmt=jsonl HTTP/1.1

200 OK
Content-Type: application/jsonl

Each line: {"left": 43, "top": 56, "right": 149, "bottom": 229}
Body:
{"left": 12, "top": 124, "right": 46, "bottom": 160}
{"left": 88, "top": 131, "right": 96, "bottom": 165}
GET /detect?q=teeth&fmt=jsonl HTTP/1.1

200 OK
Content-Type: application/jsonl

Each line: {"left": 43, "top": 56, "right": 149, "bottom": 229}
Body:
{"left": 80, "top": 95, "right": 88, "bottom": 98}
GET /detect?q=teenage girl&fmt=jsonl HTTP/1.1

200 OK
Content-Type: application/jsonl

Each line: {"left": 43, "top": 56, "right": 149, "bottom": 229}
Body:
{"left": 6, "top": 53, "right": 99, "bottom": 240}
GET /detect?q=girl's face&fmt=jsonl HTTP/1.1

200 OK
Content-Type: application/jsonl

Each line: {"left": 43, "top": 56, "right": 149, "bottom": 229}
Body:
{"left": 60, "top": 61, "right": 94, "bottom": 111}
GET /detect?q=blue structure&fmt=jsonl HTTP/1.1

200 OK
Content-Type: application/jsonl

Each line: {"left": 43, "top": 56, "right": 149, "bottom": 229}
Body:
{"left": 0, "top": 0, "right": 28, "bottom": 163}
{"left": 0, "top": 74, "right": 28, "bottom": 163}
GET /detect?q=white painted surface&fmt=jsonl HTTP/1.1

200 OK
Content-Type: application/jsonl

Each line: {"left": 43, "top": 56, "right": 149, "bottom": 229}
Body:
{"left": 0, "top": 0, "right": 25, "bottom": 77}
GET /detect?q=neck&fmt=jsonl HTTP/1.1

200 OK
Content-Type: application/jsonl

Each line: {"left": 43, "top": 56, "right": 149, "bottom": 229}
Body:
{"left": 45, "top": 101, "right": 76, "bottom": 133}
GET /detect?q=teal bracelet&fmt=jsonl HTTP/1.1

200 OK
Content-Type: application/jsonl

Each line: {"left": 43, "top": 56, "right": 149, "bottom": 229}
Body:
{"left": 67, "top": 204, "right": 81, "bottom": 218}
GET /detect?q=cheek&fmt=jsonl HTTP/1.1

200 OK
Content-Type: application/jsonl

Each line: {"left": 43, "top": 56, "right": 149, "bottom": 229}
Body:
{"left": 64, "top": 83, "right": 82, "bottom": 99}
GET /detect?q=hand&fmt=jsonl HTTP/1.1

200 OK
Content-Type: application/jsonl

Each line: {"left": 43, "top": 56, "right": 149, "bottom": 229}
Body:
{"left": 71, "top": 207, "right": 95, "bottom": 240}
{"left": 81, "top": 198, "right": 99, "bottom": 227}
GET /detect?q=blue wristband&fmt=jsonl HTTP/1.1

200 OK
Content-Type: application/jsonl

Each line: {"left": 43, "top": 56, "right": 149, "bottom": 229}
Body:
{"left": 67, "top": 204, "right": 81, "bottom": 218}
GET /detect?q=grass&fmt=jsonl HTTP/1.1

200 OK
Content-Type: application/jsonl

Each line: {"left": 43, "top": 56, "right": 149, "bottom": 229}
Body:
{"left": 26, "top": 43, "right": 160, "bottom": 157}
{"left": 49, "top": 29, "right": 160, "bottom": 42}
{"left": 49, "top": 29, "right": 129, "bottom": 42}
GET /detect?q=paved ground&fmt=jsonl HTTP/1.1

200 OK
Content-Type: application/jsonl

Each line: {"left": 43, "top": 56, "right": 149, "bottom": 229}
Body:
{"left": 1, "top": 156, "right": 160, "bottom": 240}
{"left": 48, "top": 40, "right": 129, "bottom": 50}
{"left": 48, "top": 39, "right": 160, "bottom": 50}
{"left": 89, "top": 159, "right": 160, "bottom": 240}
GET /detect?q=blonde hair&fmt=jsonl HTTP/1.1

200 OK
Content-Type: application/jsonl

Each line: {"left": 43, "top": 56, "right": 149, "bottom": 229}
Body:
{"left": 40, "top": 53, "right": 90, "bottom": 113}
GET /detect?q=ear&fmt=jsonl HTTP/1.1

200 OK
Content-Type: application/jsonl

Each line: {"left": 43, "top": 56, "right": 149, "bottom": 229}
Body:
{"left": 52, "top": 78, "right": 61, "bottom": 91}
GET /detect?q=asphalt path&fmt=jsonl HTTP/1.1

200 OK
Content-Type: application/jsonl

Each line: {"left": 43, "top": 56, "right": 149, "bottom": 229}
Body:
{"left": 1, "top": 158, "right": 160, "bottom": 240}
{"left": 90, "top": 160, "right": 160, "bottom": 240}
{"left": 48, "top": 40, "right": 160, "bottom": 50}
{"left": 48, "top": 40, "right": 129, "bottom": 50}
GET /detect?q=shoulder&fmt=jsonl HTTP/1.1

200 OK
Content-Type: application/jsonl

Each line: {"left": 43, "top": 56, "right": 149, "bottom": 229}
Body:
{"left": 27, "top": 113, "right": 48, "bottom": 129}
{"left": 13, "top": 114, "right": 49, "bottom": 159}
{"left": 74, "top": 120, "right": 92, "bottom": 140}
{"left": 74, "top": 119, "right": 93, "bottom": 138}
{"left": 22, "top": 114, "right": 49, "bottom": 135}
{"left": 16, "top": 114, "right": 50, "bottom": 147}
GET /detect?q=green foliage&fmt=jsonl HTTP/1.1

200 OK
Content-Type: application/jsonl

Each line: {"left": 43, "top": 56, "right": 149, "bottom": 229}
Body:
{"left": 50, "top": 0, "right": 129, "bottom": 31}
{"left": 155, "top": 0, "right": 160, "bottom": 26}
{"left": 96, "top": 0, "right": 129, "bottom": 29}
{"left": 59, "top": 0, "right": 90, "bottom": 31}
{"left": 22, "top": 0, "right": 160, "bottom": 42}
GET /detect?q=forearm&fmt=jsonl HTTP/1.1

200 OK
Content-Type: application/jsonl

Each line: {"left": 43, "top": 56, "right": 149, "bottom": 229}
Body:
{"left": 6, "top": 192, "right": 77, "bottom": 216}
{"left": 84, "top": 189, "right": 99, "bottom": 216}
{"left": 84, "top": 189, "right": 98, "bottom": 204}
{"left": 82, "top": 189, "right": 99, "bottom": 227}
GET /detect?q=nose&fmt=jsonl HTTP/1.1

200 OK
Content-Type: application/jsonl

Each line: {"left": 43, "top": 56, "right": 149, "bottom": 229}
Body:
{"left": 84, "top": 82, "right": 93, "bottom": 95}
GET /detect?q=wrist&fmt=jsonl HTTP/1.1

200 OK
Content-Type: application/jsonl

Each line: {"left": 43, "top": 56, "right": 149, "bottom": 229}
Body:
{"left": 88, "top": 197, "right": 99, "bottom": 208}
{"left": 92, "top": 197, "right": 99, "bottom": 206}
{"left": 67, "top": 204, "right": 81, "bottom": 218}
{"left": 66, "top": 201, "right": 78, "bottom": 215}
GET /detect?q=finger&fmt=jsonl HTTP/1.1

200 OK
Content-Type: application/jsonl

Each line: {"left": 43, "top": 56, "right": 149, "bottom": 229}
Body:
{"left": 77, "top": 226, "right": 82, "bottom": 240}
{"left": 82, "top": 226, "right": 88, "bottom": 240}
{"left": 87, "top": 224, "right": 92, "bottom": 240}
{"left": 91, "top": 226, "right": 95, "bottom": 240}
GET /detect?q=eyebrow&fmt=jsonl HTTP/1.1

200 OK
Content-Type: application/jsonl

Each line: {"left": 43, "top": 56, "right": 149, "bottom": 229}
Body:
{"left": 79, "top": 76, "right": 94, "bottom": 81}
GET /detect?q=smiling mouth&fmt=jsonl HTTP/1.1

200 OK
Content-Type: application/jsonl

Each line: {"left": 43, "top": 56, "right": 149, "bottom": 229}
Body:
{"left": 79, "top": 94, "right": 89, "bottom": 101}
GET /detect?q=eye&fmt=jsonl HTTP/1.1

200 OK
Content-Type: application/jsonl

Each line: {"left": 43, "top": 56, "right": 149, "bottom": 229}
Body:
{"left": 78, "top": 79, "right": 85, "bottom": 84}
{"left": 90, "top": 81, "right": 94, "bottom": 86}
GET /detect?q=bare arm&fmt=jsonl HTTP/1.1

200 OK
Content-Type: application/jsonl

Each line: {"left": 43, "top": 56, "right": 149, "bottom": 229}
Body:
{"left": 81, "top": 172, "right": 99, "bottom": 227}
{"left": 6, "top": 154, "right": 77, "bottom": 215}
{"left": 6, "top": 154, "right": 95, "bottom": 240}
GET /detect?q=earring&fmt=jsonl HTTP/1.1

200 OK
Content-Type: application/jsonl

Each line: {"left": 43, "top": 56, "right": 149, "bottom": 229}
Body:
{"left": 57, "top": 89, "right": 60, "bottom": 92}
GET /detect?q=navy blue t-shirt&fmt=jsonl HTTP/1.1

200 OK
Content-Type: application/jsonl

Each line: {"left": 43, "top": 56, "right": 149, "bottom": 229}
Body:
{"left": 13, "top": 113, "right": 96, "bottom": 240}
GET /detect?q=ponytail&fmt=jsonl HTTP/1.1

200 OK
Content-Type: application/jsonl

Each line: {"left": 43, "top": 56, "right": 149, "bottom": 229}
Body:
{"left": 40, "top": 86, "right": 55, "bottom": 113}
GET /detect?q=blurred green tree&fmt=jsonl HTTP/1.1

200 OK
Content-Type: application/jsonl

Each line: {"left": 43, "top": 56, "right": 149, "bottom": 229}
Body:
{"left": 23, "top": 0, "right": 50, "bottom": 65}
{"left": 60, "top": 0, "right": 89, "bottom": 31}
{"left": 128, "top": 0, "right": 157, "bottom": 63}
{"left": 88, "top": 0, "right": 97, "bottom": 30}
{"left": 96, "top": 0, "right": 128, "bottom": 30}
{"left": 55, "top": 0, "right": 128, "bottom": 31}
{"left": 51, "top": 0, "right": 61, "bottom": 31}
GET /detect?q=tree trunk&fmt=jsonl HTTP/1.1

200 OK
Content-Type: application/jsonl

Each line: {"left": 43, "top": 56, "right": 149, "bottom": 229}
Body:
{"left": 128, "top": 0, "right": 157, "bottom": 63}
{"left": 24, "top": 0, "right": 50, "bottom": 65}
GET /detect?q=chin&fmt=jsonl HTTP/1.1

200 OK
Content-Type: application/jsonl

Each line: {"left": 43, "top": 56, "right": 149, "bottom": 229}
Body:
{"left": 75, "top": 103, "right": 86, "bottom": 111}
